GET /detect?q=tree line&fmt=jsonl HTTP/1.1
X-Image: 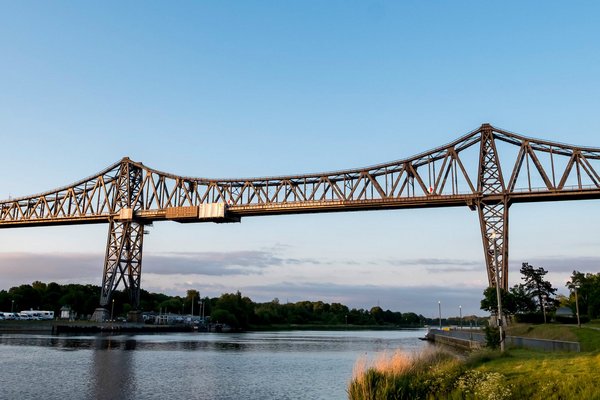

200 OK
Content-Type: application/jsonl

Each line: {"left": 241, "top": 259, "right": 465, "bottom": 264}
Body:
{"left": 480, "top": 262, "right": 600, "bottom": 323}
{"left": 0, "top": 281, "right": 439, "bottom": 329}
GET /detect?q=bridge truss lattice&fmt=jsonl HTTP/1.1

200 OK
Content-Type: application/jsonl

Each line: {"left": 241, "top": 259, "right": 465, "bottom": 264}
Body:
{"left": 2, "top": 124, "right": 600, "bottom": 309}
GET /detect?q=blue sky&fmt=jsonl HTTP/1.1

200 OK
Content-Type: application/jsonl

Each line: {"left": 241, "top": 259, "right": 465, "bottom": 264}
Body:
{"left": 1, "top": 1, "right": 599, "bottom": 317}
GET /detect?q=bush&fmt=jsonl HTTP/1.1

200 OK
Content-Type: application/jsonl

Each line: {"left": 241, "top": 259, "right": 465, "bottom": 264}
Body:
{"left": 514, "top": 313, "right": 545, "bottom": 324}
{"left": 484, "top": 326, "right": 501, "bottom": 349}
{"left": 555, "top": 315, "right": 589, "bottom": 324}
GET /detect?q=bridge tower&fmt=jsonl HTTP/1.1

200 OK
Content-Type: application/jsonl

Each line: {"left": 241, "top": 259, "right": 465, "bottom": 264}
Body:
{"left": 477, "top": 124, "right": 509, "bottom": 290}
{"left": 94, "top": 159, "right": 145, "bottom": 321}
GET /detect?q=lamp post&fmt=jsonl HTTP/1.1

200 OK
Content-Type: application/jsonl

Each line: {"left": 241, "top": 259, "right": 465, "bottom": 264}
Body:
{"left": 459, "top": 305, "right": 462, "bottom": 330}
{"left": 110, "top": 299, "right": 115, "bottom": 321}
{"left": 191, "top": 294, "right": 195, "bottom": 316}
{"left": 492, "top": 231, "right": 505, "bottom": 352}
{"left": 542, "top": 295, "right": 548, "bottom": 324}
{"left": 574, "top": 285, "right": 581, "bottom": 328}
{"left": 11, "top": 299, "right": 14, "bottom": 313}
{"left": 438, "top": 301, "right": 442, "bottom": 329}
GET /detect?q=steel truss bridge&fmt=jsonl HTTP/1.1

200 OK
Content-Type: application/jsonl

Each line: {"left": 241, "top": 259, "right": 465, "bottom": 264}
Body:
{"left": 2, "top": 124, "right": 600, "bottom": 311}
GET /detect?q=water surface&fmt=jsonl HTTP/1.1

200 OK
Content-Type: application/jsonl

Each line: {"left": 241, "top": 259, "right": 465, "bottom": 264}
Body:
{"left": 0, "top": 329, "right": 428, "bottom": 400}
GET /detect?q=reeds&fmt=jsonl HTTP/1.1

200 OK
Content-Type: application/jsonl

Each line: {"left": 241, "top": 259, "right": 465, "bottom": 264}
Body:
{"left": 348, "top": 348, "right": 462, "bottom": 400}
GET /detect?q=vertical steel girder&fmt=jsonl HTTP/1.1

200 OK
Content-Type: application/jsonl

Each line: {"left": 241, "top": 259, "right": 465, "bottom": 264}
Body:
{"left": 100, "top": 221, "right": 144, "bottom": 307}
{"left": 477, "top": 125, "right": 509, "bottom": 290}
{"left": 99, "top": 160, "right": 144, "bottom": 308}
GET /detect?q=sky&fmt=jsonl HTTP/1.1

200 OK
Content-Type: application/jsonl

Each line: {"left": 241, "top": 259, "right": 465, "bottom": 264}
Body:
{"left": 1, "top": 1, "right": 600, "bottom": 317}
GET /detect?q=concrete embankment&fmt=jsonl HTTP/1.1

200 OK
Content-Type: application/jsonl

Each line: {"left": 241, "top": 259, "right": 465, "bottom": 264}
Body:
{"left": 426, "top": 329, "right": 483, "bottom": 350}
{"left": 427, "top": 328, "right": 581, "bottom": 352}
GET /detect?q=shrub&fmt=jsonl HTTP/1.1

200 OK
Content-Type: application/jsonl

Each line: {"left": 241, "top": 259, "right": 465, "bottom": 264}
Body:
{"left": 514, "top": 313, "right": 545, "bottom": 324}
{"left": 484, "top": 326, "right": 501, "bottom": 349}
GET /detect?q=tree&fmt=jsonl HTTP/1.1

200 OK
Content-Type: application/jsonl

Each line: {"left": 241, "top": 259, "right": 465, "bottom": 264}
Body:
{"left": 509, "top": 284, "right": 536, "bottom": 314}
{"left": 370, "top": 306, "right": 384, "bottom": 324}
{"left": 184, "top": 289, "right": 200, "bottom": 315}
{"left": 520, "top": 262, "right": 558, "bottom": 321}
{"left": 567, "top": 270, "right": 600, "bottom": 319}
{"left": 480, "top": 286, "right": 518, "bottom": 316}
{"left": 212, "top": 291, "right": 254, "bottom": 329}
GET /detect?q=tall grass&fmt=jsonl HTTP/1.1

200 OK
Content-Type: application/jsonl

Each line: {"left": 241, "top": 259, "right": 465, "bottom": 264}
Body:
{"left": 348, "top": 348, "right": 464, "bottom": 399}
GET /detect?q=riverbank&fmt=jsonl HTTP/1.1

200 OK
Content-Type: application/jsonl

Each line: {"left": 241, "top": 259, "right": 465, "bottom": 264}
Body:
{"left": 349, "top": 322, "right": 600, "bottom": 399}
{"left": 0, "top": 320, "right": 194, "bottom": 334}
{"left": 0, "top": 320, "right": 425, "bottom": 334}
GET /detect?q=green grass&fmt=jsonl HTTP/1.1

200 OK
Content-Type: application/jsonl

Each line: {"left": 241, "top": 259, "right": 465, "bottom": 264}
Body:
{"left": 505, "top": 322, "right": 578, "bottom": 342}
{"left": 474, "top": 349, "right": 600, "bottom": 399}
{"left": 505, "top": 321, "right": 600, "bottom": 352}
{"left": 573, "top": 326, "right": 600, "bottom": 352}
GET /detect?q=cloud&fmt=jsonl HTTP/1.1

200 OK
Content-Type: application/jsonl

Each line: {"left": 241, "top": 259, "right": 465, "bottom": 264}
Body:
{"left": 143, "top": 250, "right": 321, "bottom": 275}
{"left": 0, "top": 249, "right": 324, "bottom": 285}
{"left": 0, "top": 252, "right": 101, "bottom": 280}
{"left": 385, "top": 257, "right": 482, "bottom": 272}
{"left": 510, "top": 256, "right": 600, "bottom": 273}
{"left": 387, "top": 258, "right": 481, "bottom": 266}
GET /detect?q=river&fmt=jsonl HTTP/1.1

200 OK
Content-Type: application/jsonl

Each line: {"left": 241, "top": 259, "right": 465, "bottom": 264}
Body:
{"left": 0, "top": 329, "right": 429, "bottom": 400}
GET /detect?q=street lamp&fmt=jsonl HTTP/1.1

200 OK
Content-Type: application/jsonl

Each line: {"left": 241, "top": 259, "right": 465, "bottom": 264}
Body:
{"left": 574, "top": 285, "right": 581, "bottom": 328}
{"left": 459, "top": 305, "right": 462, "bottom": 330}
{"left": 11, "top": 299, "right": 14, "bottom": 313}
{"left": 492, "top": 230, "right": 505, "bottom": 352}
{"left": 541, "top": 294, "right": 547, "bottom": 324}
{"left": 110, "top": 299, "right": 115, "bottom": 321}
{"left": 438, "top": 301, "right": 442, "bottom": 329}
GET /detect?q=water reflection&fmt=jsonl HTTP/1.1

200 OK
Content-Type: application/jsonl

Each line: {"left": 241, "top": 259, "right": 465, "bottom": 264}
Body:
{"left": 90, "top": 337, "right": 137, "bottom": 400}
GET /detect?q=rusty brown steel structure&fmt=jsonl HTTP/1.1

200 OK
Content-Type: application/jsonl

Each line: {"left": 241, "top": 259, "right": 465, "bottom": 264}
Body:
{"left": 2, "top": 123, "right": 600, "bottom": 309}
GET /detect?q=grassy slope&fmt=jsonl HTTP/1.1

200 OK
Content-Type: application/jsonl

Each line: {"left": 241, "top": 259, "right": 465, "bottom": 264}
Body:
{"left": 472, "top": 350, "right": 600, "bottom": 399}
{"left": 470, "top": 323, "right": 600, "bottom": 399}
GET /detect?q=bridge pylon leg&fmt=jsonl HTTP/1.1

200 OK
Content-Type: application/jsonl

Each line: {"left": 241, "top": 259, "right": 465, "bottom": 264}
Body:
{"left": 99, "top": 219, "right": 144, "bottom": 311}
{"left": 478, "top": 202, "right": 509, "bottom": 290}
{"left": 477, "top": 124, "right": 509, "bottom": 290}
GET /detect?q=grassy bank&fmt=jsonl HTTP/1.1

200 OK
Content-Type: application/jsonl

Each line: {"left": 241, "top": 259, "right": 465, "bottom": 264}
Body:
{"left": 349, "top": 322, "right": 600, "bottom": 399}
{"left": 349, "top": 348, "right": 600, "bottom": 399}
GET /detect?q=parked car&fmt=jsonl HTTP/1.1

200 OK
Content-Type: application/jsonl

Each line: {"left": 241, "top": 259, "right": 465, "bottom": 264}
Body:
{"left": 1, "top": 312, "right": 16, "bottom": 320}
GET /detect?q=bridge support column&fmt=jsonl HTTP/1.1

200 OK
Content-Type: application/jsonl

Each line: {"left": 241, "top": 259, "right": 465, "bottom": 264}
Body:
{"left": 478, "top": 202, "right": 509, "bottom": 290}
{"left": 477, "top": 124, "right": 509, "bottom": 290}
{"left": 99, "top": 220, "right": 145, "bottom": 311}
{"left": 93, "top": 159, "right": 145, "bottom": 321}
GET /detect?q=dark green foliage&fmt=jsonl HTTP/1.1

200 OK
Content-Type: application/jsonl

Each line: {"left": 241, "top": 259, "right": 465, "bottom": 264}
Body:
{"left": 211, "top": 291, "right": 254, "bottom": 329}
{"left": 514, "top": 312, "right": 546, "bottom": 324}
{"left": 481, "top": 263, "right": 558, "bottom": 322}
{"left": 567, "top": 271, "right": 600, "bottom": 319}
{"left": 484, "top": 326, "right": 501, "bottom": 349}
{"left": 481, "top": 287, "right": 514, "bottom": 315}
{"left": 520, "top": 263, "right": 558, "bottom": 313}
{"left": 2, "top": 281, "right": 428, "bottom": 328}
{"left": 555, "top": 314, "right": 589, "bottom": 324}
